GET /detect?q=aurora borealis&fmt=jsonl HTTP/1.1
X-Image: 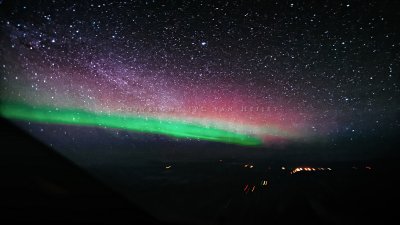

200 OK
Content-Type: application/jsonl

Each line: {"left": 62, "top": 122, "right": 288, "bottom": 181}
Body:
{"left": 0, "top": 0, "right": 399, "bottom": 146}
{"left": 0, "top": 102, "right": 265, "bottom": 145}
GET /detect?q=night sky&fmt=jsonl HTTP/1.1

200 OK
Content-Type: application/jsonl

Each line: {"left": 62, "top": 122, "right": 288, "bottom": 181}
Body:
{"left": 0, "top": 0, "right": 399, "bottom": 146}
{"left": 2, "top": 1, "right": 400, "bottom": 225}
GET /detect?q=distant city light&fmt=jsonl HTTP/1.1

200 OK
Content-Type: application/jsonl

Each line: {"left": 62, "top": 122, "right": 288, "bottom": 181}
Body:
{"left": 244, "top": 184, "right": 249, "bottom": 193}
{"left": 290, "top": 167, "right": 333, "bottom": 174}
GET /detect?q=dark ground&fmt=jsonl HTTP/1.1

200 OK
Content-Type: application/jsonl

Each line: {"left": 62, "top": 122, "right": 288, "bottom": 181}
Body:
{"left": 1, "top": 118, "right": 399, "bottom": 225}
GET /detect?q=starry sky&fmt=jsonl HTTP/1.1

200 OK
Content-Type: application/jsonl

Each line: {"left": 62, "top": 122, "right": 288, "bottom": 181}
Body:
{"left": 0, "top": 0, "right": 399, "bottom": 146}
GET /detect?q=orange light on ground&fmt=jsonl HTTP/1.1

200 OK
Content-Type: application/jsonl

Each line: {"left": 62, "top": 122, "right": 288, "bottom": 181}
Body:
{"left": 290, "top": 167, "right": 333, "bottom": 174}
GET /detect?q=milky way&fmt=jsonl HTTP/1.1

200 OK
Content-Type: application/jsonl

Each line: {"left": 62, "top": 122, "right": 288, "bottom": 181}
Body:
{"left": 0, "top": 0, "right": 399, "bottom": 145}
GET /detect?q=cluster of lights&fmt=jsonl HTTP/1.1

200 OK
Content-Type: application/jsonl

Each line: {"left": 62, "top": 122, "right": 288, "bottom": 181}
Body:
{"left": 242, "top": 165, "right": 289, "bottom": 171}
{"left": 352, "top": 166, "right": 373, "bottom": 170}
{"left": 243, "top": 180, "right": 268, "bottom": 194}
{"left": 244, "top": 164, "right": 254, "bottom": 169}
{"left": 290, "top": 167, "right": 332, "bottom": 174}
{"left": 243, "top": 184, "right": 256, "bottom": 194}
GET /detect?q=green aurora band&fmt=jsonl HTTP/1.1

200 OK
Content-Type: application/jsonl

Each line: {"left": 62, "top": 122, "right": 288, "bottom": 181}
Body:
{"left": 0, "top": 102, "right": 263, "bottom": 146}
